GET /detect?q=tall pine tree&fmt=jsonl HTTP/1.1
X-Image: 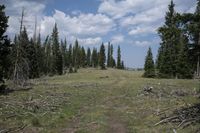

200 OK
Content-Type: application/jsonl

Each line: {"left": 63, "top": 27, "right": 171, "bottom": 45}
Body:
{"left": 86, "top": 47, "right": 91, "bottom": 67}
{"left": 51, "top": 23, "right": 63, "bottom": 75}
{"left": 176, "top": 34, "right": 193, "bottom": 78}
{"left": 99, "top": 43, "right": 106, "bottom": 69}
{"left": 157, "top": 0, "right": 181, "bottom": 78}
{"left": 107, "top": 42, "right": 111, "bottom": 67}
{"left": 117, "top": 46, "right": 121, "bottom": 69}
{"left": 0, "top": 5, "right": 10, "bottom": 89}
{"left": 92, "top": 48, "right": 98, "bottom": 68}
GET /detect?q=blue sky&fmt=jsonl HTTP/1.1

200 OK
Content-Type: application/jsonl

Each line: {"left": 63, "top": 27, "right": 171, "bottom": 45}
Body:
{"left": 2, "top": 0, "right": 197, "bottom": 68}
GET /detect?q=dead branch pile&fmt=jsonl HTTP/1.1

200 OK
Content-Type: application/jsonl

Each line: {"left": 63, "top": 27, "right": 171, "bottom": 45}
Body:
{"left": 0, "top": 91, "right": 70, "bottom": 132}
{"left": 138, "top": 85, "right": 189, "bottom": 98}
{"left": 155, "top": 104, "right": 200, "bottom": 129}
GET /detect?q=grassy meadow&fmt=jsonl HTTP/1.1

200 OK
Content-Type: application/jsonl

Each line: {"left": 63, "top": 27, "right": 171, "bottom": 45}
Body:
{"left": 0, "top": 68, "right": 199, "bottom": 133}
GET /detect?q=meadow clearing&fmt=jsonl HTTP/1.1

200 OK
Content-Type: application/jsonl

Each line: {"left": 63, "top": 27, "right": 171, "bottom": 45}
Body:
{"left": 0, "top": 68, "right": 199, "bottom": 133}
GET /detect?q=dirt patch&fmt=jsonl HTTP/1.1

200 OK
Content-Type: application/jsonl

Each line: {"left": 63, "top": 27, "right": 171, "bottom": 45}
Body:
{"left": 107, "top": 115, "right": 127, "bottom": 133}
{"left": 71, "top": 82, "right": 98, "bottom": 89}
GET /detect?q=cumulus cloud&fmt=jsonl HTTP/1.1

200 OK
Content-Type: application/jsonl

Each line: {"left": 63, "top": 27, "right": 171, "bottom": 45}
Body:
{"left": 98, "top": 0, "right": 196, "bottom": 19}
{"left": 98, "top": 0, "right": 157, "bottom": 19}
{"left": 3, "top": 0, "right": 46, "bottom": 37}
{"left": 78, "top": 37, "right": 102, "bottom": 45}
{"left": 2, "top": 0, "right": 197, "bottom": 47}
{"left": 99, "top": 0, "right": 196, "bottom": 39}
{"left": 40, "top": 10, "right": 115, "bottom": 37}
{"left": 128, "top": 26, "right": 156, "bottom": 36}
{"left": 111, "top": 34, "right": 124, "bottom": 44}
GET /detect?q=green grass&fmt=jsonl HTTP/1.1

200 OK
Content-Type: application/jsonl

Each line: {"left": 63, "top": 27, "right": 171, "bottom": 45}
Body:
{"left": 0, "top": 68, "right": 199, "bottom": 133}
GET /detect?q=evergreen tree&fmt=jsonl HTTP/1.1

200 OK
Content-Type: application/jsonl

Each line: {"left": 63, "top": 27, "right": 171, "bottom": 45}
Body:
{"left": 51, "top": 23, "right": 63, "bottom": 75}
{"left": 27, "top": 38, "right": 39, "bottom": 78}
{"left": 80, "top": 46, "right": 86, "bottom": 67}
{"left": 57, "top": 51, "right": 63, "bottom": 75}
{"left": 68, "top": 44, "right": 73, "bottom": 67}
{"left": 36, "top": 33, "right": 45, "bottom": 76}
{"left": 73, "top": 39, "right": 79, "bottom": 68}
{"left": 44, "top": 35, "right": 52, "bottom": 75}
{"left": 92, "top": 48, "right": 98, "bottom": 68}
{"left": 143, "top": 47, "right": 155, "bottom": 78}
{"left": 157, "top": 0, "right": 181, "bottom": 78}
{"left": 107, "top": 42, "right": 111, "bottom": 67}
{"left": 176, "top": 34, "right": 193, "bottom": 79}
{"left": 110, "top": 44, "right": 115, "bottom": 68}
{"left": 0, "top": 5, "right": 10, "bottom": 89}
{"left": 117, "top": 46, "right": 121, "bottom": 69}
{"left": 121, "top": 61, "right": 125, "bottom": 70}
{"left": 188, "top": 0, "right": 200, "bottom": 76}
{"left": 61, "top": 39, "right": 68, "bottom": 70}
{"left": 86, "top": 47, "right": 91, "bottom": 67}
{"left": 99, "top": 43, "right": 106, "bottom": 69}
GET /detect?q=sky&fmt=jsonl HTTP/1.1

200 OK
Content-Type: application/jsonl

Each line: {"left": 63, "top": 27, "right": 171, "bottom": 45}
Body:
{"left": 1, "top": 0, "right": 197, "bottom": 68}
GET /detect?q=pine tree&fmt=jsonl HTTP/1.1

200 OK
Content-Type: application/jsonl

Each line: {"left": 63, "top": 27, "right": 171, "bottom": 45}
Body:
{"left": 86, "top": 47, "right": 91, "bottom": 67}
{"left": 92, "top": 48, "right": 98, "bottom": 68}
{"left": 0, "top": 5, "right": 10, "bottom": 89}
{"left": 68, "top": 44, "right": 73, "bottom": 67}
{"left": 117, "top": 46, "right": 121, "bottom": 69}
{"left": 190, "top": 0, "right": 200, "bottom": 76}
{"left": 61, "top": 39, "right": 68, "bottom": 70}
{"left": 80, "top": 46, "right": 86, "bottom": 67}
{"left": 143, "top": 47, "right": 155, "bottom": 78}
{"left": 73, "top": 39, "right": 79, "bottom": 68}
{"left": 176, "top": 34, "right": 193, "bottom": 79}
{"left": 99, "top": 43, "right": 106, "bottom": 69}
{"left": 110, "top": 44, "right": 115, "bottom": 68}
{"left": 157, "top": 0, "right": 181, "bottom": 78}
{"left": 36, "top": 33, "right": 45, "bottom": 76}
{"left": 51, "top": 23, "right": 63, "bottom": 75}
{"left": 107, "top": 42, "right": 111, "bottom": 67}
{"left": 121, "top": 61, "right": 125, "bottom": 70}
{"left": 57, "top": 50, "right": 63, "bottom": 75}
{"left": 27, "top": 38, "right": 39, "bottom": 78}
{"left": 44, "top": 35, "right": 52, "bottom": 75}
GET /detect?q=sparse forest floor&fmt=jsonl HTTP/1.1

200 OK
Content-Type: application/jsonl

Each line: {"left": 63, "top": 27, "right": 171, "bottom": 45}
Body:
{"left": 0, "top": 68, "right": 200, "bottom": 133}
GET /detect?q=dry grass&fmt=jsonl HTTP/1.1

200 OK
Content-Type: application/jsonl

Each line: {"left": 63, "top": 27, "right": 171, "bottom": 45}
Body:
{"left": 0, "top": 68, "right": 199, "bottom": 133}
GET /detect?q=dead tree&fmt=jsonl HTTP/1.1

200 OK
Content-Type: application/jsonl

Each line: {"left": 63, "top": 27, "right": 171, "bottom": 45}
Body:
{"left": 12, "top": 8, "right": 30, "bottom": 88}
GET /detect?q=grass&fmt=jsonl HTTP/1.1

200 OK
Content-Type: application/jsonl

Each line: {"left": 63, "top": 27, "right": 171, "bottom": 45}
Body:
{"left": 0, "top": 68, "right": 199, "bottom": 133}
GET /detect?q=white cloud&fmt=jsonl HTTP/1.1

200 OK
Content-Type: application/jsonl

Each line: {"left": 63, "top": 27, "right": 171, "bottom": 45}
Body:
{"left": 4, "top": 0, "right": 45, "bottom": 37}
{"left": 3, "top": 0, "right": 197, "bottom": 48}
{"left": 78, "top": 37, "right": 102, "bottom": 45}
{"left": 40, "top": 10, "right": 115, "bottom": 38}
{"left": 98, "top": 0, "right": 157, "bottom": 19}
{"left": 120, "top": 5, "right": 166, "bottom": 27}
{"left": 111, "top": 34, "right": 124, "bottom": 44}
{"left": 130, "top": 37, "right": 160, "bottom": 47}
{"left": 98, "top": 0, "right": 196, "bottom": 20}
{"left": 133, "top": 41, "right": 152, "bottom": 47}
{"left": 128, "top": 26, "right": 156, "bottom": 35}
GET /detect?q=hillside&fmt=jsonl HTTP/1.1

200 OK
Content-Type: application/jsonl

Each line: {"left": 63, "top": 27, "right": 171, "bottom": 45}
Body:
{"left": 0, "top": 69, "right": 199, "bottom": 133}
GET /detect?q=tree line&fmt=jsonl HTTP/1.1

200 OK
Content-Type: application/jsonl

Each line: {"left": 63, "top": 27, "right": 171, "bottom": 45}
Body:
{"left": 0, "top": 5, "right": 125, "bottom": 89}
{"left": 144, "top": 0, "right": 200, "bottom": 79}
